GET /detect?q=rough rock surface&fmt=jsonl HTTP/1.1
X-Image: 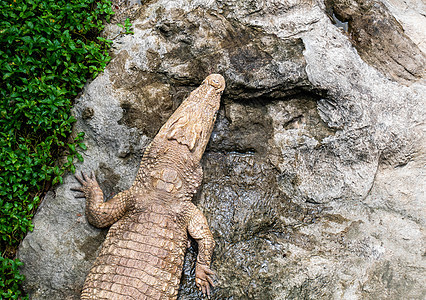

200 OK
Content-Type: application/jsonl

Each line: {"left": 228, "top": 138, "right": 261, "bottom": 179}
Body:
{"left": 18, "top": 0, "right": 425, "bottom": 299}
{"left": 325, "top": 0, "right": 425, "bottom": 84}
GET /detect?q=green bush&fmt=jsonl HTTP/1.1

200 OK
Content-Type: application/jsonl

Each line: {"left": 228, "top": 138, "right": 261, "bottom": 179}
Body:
{"left": 0, "top": 0, "right": 114, "bottom": 297}
{"left": 0, "top": 257, "right": 27, "bottom": 300}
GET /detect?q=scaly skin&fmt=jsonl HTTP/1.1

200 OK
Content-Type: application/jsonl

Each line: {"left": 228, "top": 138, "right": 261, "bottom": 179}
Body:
{"left": 72, "top": 74, "right": 225, "bottom": 299}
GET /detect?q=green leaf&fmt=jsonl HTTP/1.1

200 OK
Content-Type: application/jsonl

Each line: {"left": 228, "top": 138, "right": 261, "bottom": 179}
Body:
{"left": 68, "top": 144, "right": 76, "bottom": 153}
{"left": 0, "top": 0, "right": 113, "bottom": 296}
{"left": 76, "top": 153, "right": 84, "bottom": 162}
{"left": 78, "top": 143, "right": 87, "bottom": 150}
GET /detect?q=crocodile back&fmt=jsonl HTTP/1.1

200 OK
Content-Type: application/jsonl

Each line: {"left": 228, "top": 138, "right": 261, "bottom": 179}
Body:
{"left": 81, "top": 204, "right": 188, "bottom": 300}
{"left": 79, "top": 75, "right": 224, "bottom": 298}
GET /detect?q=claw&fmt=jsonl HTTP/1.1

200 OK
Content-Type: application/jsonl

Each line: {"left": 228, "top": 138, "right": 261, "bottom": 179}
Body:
{"left": 75, "top": 174, "right": 84, "bottom": 185}
{"left": 71, "top": 170, "right": 99, "bottom": 200}
{"left": 204, "top": 268, "right": 215, "bottom": 275}
{"left": 206, "top": 275, "right": 214, "bottom": 287}
{"left": 206, "top": 285, "right": 211, "bottom": 299}
{"left": 195, "top": 263, "right": 215, "bottom": 298}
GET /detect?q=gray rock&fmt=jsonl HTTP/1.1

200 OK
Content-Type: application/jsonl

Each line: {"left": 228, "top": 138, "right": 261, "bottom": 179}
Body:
{"left": 380, "top": 0, "right": 426, "bottom": 54}
{"left": 18, "top": 0, "right": 425, "bottom": 299}
{"left": 325, "top": 0, "right": 425, "bottom": 84}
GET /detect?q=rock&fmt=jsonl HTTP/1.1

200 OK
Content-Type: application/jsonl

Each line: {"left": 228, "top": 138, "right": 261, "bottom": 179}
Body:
{"left": 18, "top": 0, "right": 425, "bottom": 299}
{"left": 325, "top": 0, "right": 425, "bottom": 84}
{"left": 378, "top": 0, "right": 426, "bottom": 54}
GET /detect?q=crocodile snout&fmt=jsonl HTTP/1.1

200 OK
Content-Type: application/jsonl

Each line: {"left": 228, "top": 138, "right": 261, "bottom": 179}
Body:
{"left": 204, "top": 74, "right": 225, "bottom": 92}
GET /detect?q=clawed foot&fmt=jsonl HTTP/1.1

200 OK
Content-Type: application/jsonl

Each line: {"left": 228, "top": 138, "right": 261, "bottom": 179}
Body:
{"left": 71, "top": 171, "right": 99, "bottom": 198}
{"left": 195, "top": 263, "right": 215, "bottom": 298}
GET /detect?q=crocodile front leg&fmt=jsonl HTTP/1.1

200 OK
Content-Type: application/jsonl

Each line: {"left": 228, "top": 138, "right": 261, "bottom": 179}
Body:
{"left": 72, "top": 172, "right": 131, "bottom": 228}
{"left": 187, "top": 205, "right": 216, "bottom": 297}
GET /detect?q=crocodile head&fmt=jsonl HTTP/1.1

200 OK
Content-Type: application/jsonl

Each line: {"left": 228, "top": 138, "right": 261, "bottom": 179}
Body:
{"left": 162, "top": 74, "right": 225, "bottom": 162}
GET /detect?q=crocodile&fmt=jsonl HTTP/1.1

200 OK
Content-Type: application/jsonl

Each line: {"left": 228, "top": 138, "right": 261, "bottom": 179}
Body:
{"left": 72, "top": 74, "right": 225, "bottom": 299}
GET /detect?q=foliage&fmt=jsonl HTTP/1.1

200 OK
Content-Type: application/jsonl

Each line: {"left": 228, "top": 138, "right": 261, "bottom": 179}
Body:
{"left": 0, "top": 0, "right": 114, "bottom": 297}
{"left": 118, "top": 18, "right": 134, "bottom": 35}
{"left": 0, "top": 257, "right": 28, "bottom": 299}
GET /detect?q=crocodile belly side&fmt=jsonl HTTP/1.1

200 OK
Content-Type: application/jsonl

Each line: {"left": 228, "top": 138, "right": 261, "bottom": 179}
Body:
{"left": 81, "top": 212, "right": 187, "bottom": 300}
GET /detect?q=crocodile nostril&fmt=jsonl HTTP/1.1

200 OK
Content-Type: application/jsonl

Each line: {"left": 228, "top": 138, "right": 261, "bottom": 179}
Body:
{"left": 210, "top": 79, "right": 220, "bottom": 88}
